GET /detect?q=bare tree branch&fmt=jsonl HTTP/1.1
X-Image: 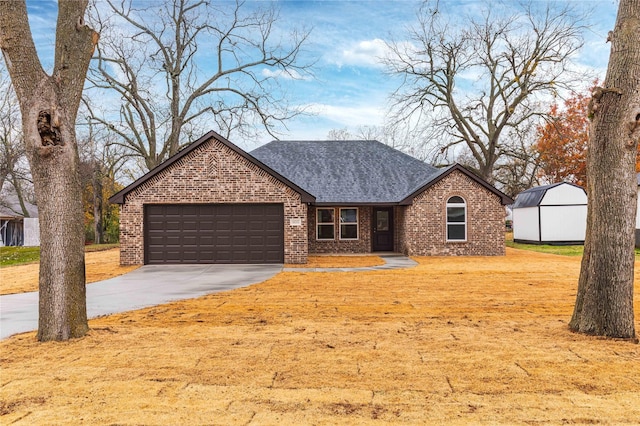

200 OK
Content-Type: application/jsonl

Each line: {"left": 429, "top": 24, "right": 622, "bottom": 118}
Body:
{"left": 384, "top": 0, "right": 589, "bottom": 182}
{"left": 86, "top": 0, "right": 313, "bottom": 170}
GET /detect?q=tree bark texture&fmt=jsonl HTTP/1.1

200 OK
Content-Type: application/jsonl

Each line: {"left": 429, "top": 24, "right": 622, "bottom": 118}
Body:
{"left": 0, "top": 0, "right": 99, "bottom": 340}
{"left": 570, "top": 0, "right": 640, "bottom": 340}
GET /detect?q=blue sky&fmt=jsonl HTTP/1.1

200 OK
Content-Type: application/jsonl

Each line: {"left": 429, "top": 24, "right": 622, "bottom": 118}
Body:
{"left": 22, "top": 0, "right": 619, "bottom": 148}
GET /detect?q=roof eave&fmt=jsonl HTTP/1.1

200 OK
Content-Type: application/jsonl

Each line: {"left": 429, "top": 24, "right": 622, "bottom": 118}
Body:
{"left": 312, "top": 201, "right": 400, "bottom": 207}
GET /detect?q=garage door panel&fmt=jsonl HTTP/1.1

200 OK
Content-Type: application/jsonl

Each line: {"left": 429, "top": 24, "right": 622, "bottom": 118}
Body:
{"left": 232, "top": 221, "right": 248, "bottom": 231}
{"left": 164, "top": 236, "right": 183, "bottom": 245}
{"left": 215, "top": 251, "right": 232, "bottom": 262}
{"left": 199, "top": 221, "right": 214, "bottom": 230}
{"left": 182, "top": 221, "right": 198, "bottom": 231}
{"left": 148, "top": 236, "right": 166, "bottom": 245}
{"left": 198, "top": 250, "right": 214, "bottom": 259}
{"left": 216, "top": 235, "right": 232, "bottom": 245}
{"left": 163, "top": 221, "right": 182, "bottom": 231}
{"left": 182, "top": 236, "right": 197, "bottom": 246}
{"left": 233, "top": 234, "right": 248, "bottom": 243}
{"left": 265, "top": 235, "right": 281, "bottom": 245}
{"left": 199, "top": 236, "right": 214, "bottom": 245}
{"left": 145, "top": 204, "right": 284, "bottom": 264}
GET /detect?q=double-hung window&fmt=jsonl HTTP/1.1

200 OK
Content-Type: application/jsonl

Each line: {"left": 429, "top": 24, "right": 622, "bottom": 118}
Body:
{"left": 446, "top": 196, "right": 466, "bottom": 241}
{"left": 317, "top": 208, "right": 335, "bottom": 240}
{"left": 339, "top": 208, "right": 358, "bottom": 240}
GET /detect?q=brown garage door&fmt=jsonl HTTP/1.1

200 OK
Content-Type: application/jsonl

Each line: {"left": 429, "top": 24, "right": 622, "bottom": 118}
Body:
{"left": 144, "top": 204, "right": 284, "bottom": 264}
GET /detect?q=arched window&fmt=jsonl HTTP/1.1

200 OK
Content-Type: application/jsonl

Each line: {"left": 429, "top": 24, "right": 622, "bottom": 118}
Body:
{"left": 446, "top": 196, "right": 466, "bottom": 241}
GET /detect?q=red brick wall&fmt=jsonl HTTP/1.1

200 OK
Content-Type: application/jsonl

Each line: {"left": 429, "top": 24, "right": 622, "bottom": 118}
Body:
{"left": 398, "top": 170, "right": 506, "bottom": 256}
{"left": 307, "top": 206, "right": 372, "bottom": 254}
{"left": 118, "top": 137, "right": 308, "bottom": 265}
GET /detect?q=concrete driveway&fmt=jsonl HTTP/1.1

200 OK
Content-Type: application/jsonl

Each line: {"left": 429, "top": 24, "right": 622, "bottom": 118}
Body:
{"left": 0, "top": 264, "right": 282, "bottom": 340}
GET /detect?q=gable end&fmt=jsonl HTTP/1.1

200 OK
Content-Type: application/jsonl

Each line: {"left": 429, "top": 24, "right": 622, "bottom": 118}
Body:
{"left": 109, "top": 130, "right": 315, "bottom": 205}
{"left": 400, "top": 164, "right": 513, "bottom": 206}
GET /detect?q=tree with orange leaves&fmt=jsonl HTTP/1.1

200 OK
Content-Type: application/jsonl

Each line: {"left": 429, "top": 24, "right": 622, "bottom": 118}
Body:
{"left": 535, "top": 91, "right": 590, "bottom": 186}
{"left": 536, "top": 86, "right": 640, "bottom": 186}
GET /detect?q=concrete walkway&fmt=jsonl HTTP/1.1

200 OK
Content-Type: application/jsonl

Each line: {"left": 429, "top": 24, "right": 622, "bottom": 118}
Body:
{"left": 283, "top": 254, "right": 418, "bottom": 272}
{"left": 0, "top": 254, "right": 416, "bottom": 340}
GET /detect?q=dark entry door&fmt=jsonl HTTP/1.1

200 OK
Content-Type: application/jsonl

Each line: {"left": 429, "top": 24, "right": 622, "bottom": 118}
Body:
{"left": 372, "top": 207, "right": 394, "bottom": 251}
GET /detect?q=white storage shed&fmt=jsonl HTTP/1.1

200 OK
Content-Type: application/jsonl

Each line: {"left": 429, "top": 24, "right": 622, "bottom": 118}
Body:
{"left": 513, "top": 182, "right": 587, "bottom": 245}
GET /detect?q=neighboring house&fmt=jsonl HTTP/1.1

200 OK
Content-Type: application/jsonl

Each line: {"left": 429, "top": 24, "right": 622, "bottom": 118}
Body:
{"left": 0, "top": 194, "right": 40, "bottom": 247}
{"left": 109, "top": 131, "right": 513, "bottom": 265}
{"left": 512, "top": 182, "right": 587, "bottom": 245}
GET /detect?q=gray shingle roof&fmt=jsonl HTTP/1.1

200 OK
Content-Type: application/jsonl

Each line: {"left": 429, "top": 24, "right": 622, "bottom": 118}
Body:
{"left": 109, "top": 131, "right": 513, "bottom": 206}
{"left": 250, "top": 140, "right": 439, "bottom": 204}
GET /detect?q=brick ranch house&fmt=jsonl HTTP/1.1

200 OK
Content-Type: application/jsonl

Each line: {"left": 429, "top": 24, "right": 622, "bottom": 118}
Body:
{"left": 109, "top": 131, "right": 513, "bottom": 265}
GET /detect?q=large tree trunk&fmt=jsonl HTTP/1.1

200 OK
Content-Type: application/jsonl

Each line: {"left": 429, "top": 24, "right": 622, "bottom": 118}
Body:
{"left": 0, "top": 0, "right": 99, "bottom": 341}
{"left": 569, "top": 0, "right": 640, "bottom": 340}
{"left": 31, "top": 96, "right": 88, "bottom": 340}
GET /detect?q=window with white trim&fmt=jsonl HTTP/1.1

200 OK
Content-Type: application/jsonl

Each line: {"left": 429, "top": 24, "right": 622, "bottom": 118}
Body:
{"left": 446, "top": 196, "right": 466, "bottom": 241}
{"left": 316, "top": 208, "right": 335, "bottom": 240}
{"left": 339, "top": 208, "right": 359, "bottom": 240}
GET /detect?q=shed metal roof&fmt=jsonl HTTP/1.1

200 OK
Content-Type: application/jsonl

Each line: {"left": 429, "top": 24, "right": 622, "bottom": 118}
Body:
{"left": 513, "top": 182, "right": 584, "bottom": 209}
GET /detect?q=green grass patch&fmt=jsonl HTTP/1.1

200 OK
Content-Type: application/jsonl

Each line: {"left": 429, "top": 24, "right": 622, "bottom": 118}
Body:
{"left": 0, "top": 244, "right": 119, "bottom": 268}
{"left": 0, "top": 246, "right": 41, "bottom": 267}
{"left": 506, "top": 240, "right": 585, "bottom": 256}
{"left": 505, "top": 233, "right": 640, "bottom": 257}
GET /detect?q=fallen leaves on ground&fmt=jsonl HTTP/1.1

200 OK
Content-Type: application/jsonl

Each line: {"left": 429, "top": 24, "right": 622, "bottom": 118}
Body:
{"left": 0, "top": 249, "right": 139, "bottom": 295}
{"left": 1, "top": 248, "right": 639, "bottom": 424}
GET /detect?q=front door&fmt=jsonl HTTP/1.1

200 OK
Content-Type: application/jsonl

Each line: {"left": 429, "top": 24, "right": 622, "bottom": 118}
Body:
{"left": 372, "top": 207, "right": 394, "bottom": 251}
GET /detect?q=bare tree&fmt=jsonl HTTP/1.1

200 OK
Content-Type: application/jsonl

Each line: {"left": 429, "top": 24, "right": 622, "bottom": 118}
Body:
{"left": 0, "top": 67, "right": 33, "bottom": 216}
{"left": 570, "top": 0, "right": 639, "bottom": 340}
{"left": 357, "top": 123, "right": 445, "bottom": 163}
{"left": 492, "top": 122, "right": 542, "bottom": 197}
{"left": 326, "top": 127, "right": 353, "bottom": 141}
{"left": 492, "top": 150, "right": 541, "bottom": 198}
{"left": 87, "top": 0, "right": 312, "bottom": 171}
{"left": 77, "top": 116, "right": 128, "bottom": 245}
{"left": 385, "top": 0, "right": 588, "bottom": 182}
{"left": 327, "top": 123, "right": 440, "bottom": 162}
{"left": 0, "top": 0, "right": 98, "bottom": 341}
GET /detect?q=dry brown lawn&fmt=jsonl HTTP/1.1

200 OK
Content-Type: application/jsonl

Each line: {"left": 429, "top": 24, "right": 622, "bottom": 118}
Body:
{"left": 1, "top": 248, "right": 639, "bottom": 424}
{"left": 0, "top": 248, "right": 139, "bottom": 295}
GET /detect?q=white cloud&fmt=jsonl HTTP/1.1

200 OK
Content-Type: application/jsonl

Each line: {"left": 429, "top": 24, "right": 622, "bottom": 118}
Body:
{"left": 335, "top": 38, "right": 389, "bottom": 68}
{"left": 305, "top": 102, "right": 385, "bottom": 127}
{"left": 261, "top": 68, "right": 307, "bottom": 80}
